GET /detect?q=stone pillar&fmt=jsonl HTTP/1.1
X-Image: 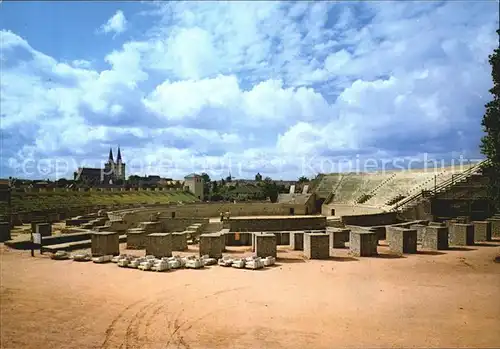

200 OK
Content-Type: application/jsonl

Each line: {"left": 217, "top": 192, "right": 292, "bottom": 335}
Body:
{"left": 304, "top": 233, "right": 330, "bottom": 259}
{"left": 486, "top": 218, "right": 500, "bottom": 238}
{"left": 36, "top": 223, "right": 52, "bottom": 237}
{"left": 473, "top": 221, "right": 492, "bottom": 242}
{"left": 388, "top": 227, "right": 417, "bottom": 254}
{"left": 422, "top": 226, "right": 448, "bottom": 250}
{"left": 91, "top": 232, "right": 120, "bottom": 256}
{"left": 349, "top": 230, "right": 378, "bottom": 257}
{"left": 0, "top": 222, "right": 11, "bottom": 242}
{"left": 290, "top": 231, "right": 304, "bottom": 250}
{"left": 327, "top": 228, "right": 350, "bottom": 248}
{"left": 449, "top": 223, "right": 474, "bottom": 246}
{"left": 199, "top": 233, "right": 223, "bottom": 259}
{"left": 171, "top": 232, "right": 188, "bottom": 251}
{"left": 146, "top": 233, "right": 172, "bottom": 258}
{"left": 255, "top": 233, "right": 277, "bottom": 258}
{"left": 410, "top": 224, "right": 427, "bottom": 243}
{"left": 126, "top": 228, "right": 148, "bottom": 249}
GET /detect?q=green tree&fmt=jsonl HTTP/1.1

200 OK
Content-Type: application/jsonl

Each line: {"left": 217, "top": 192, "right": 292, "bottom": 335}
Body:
{"left": 480, "top": 29, "right": 500, "bottom": 211}
{"left": 255, "top": 172, "right": 262, "bottom": 181}
{"left": 201, "top": 173, "right": 211, "bottom": 199}
{"left": 298, "top": 176, "right": 309, "bottom": 183}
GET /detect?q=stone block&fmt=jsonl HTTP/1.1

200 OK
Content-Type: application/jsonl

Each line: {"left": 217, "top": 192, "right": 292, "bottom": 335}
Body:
{"left": 422, "top": 226, "right": 448, "bottom": 250}
{"left": 473, "top": 221, "right": 492, "bottom": 242}
{"left": 280, "top": 232, "right": 290, "bottom": 245}
{"left": 486, "top": 218, "right": 500, "bottom": 238}
{"left": 199, "top": 233, "right": 223, "bottom": 259}
{"left": 126, "top": 228, "right": 147, "bottom": 249}
{"left": 36, "top": 223, "right": 52, "bottom": 237}
{"left": 449, "top": 223, "right": 474, "bottom": 246}
{"left": 255, "top": 233, "right": 277, "bottom": 258}
{"left": 304, "top": 233, "right": 330, "bottom": 259}
{"left": 429, "top": 222, "right": 445, "bottom": 227}
{"left": 388, "top": 227, "right": 417, "bottom": 254}
{"left": 410, "top": 224, "right": 427, "bottom": 243}
{"left": 31, "top": 220, "right": 46, "bottom": 233}
{"left": 171, "top": 232, "right": 188, "bottom": 251}
{"left": 139, "top": 221, "right": 163, "bottom": 233}
{"left": 0, "top": 222, "right": 11, "bottom": 242}
{"left": 146, "top": 233, "right": 172, "bottom": 258}
{"left": 327, "top": 228, "right": 350, "bottom": 248}
{"left": 349, "top": 230, "right": 378, "bottom": 257}
{"left": 290, "top": 231, "right": 304, "bottom": 250}
{"left": 91, "top": 232, "right": 119, "bottom": 256}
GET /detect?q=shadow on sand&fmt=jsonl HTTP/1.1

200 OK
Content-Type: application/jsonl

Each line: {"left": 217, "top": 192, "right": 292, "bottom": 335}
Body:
{"left": 416, "top": 250, "right": 447, "bottom": 256}
{"left": 328, "top": 256, "right": 359, "bottom": 262}
{"left": 447, "top": 247, "right": 477, "bottom": 251}
{"left": 375, "top": 253, "right": 406, "bottom": 259}
{"left": 277, "top": 257, "right": 306, "bottom": 264}
{"left": 474, "top": 242, "right": 499, "bottom": 247}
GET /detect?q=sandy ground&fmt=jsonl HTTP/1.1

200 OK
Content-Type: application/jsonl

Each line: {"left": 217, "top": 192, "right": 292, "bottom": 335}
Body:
{"left": 1, "top": 241, "right": 500, "bottom": 349}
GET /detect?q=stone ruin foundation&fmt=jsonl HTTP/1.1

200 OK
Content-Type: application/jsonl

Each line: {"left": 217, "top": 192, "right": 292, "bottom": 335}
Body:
{"left": 0, "top": 222, "right": 11, "bottom": 242}
{"left": 199, "top": 233, "right": 224, "bottom": 259}
{"left": 304, "top": 233, "right": 330, "bottom": 259}
{"left": 36, "top": 223, "right": 52, "bottom": 237}
{"left": 255, "top": 233, "right": 277, "bottom": 258}
{"left": 327, "top": 227, "right": 350, "bottom": 248}
{"left": 171, "top": 232, "right": 188, "bottom": 251}
{"left": 139, "top": 221, "right": 163, "bottom": 234}
{"left": 449, "top": 223, "right": 475, "bottom": 246}
{"left": 91, "top": 232, "right": 120, "bottom": 257}
{"left": 387, "top": 227, "right": 417, "bottom": 254}
{"left": 422, "top": 226, "right": 449, "bottom": 250}
{"left": 349, "top": 230, "right": 378, "bottom": 257}
{"left": 290, "top": 231, "right": 304, "bottom": 250}
{"left": 126, "top": 228, "right": 148, "bottom": 249}
{"left": 146, "top": 233, "right": 173, "bottom": 258}
{"left": 473, "top": 221, "right": 492, "bottom": 242}
{"left": 486, "top": 218, "right": 500, "bottom": 238}
{"left": 410, "top": 224, "right": 427, "bottom": 243}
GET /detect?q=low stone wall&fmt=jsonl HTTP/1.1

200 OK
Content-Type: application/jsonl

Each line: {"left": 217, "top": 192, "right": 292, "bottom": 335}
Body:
{"left": 341, "top": 212, "right": 398, "bottom": 227}
{"left": 229, "top": 216, "right": 326, "bottom": 232}
{"left": 158, "top": 218, "right": 209, "bottom": 233}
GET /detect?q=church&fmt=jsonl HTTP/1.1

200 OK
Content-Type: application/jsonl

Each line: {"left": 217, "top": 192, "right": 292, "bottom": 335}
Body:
{"left": 74, "top": 147, "right": 126, "bottom": 185}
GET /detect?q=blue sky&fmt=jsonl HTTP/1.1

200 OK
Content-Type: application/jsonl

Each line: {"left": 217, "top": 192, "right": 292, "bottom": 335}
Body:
{"left": 1, "top": 1, "right": 499, "bottom": 180}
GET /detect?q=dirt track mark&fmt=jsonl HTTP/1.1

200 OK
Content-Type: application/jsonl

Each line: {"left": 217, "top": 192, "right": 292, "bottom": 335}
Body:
{"left": 164, "top": 286, "right": 246, "bottom": 348}
{"left": 101, "top": 298, "right": 146, "bottom": 349}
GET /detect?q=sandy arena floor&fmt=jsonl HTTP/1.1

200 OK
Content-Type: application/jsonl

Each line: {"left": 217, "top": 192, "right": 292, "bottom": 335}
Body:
{"left": 1, "top": 241, "right": 500, "bottom": 349}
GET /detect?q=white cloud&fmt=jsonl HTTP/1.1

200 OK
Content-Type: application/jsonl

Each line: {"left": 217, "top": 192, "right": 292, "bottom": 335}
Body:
{"left": 1, "top": 1, "right": 498, "bottom": 180}
{"left": 99, "top": 10, "right": 127, "bottom": 36}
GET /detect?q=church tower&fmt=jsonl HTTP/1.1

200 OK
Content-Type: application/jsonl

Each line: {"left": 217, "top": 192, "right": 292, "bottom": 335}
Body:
{"left": 116, "top": 146, "right": 126, "bottom": 181}
{"left": 104, "top": 147, "right": 116, "bottom": 184}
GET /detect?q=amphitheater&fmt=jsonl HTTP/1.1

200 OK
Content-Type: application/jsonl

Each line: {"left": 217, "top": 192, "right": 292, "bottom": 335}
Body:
{"left": 1, "top": 161, "right": 500, "bottom": 349}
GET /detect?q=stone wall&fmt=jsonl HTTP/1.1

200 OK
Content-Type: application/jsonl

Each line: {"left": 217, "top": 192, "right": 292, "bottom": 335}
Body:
{"left": 341, "top": 212, "right": 398, "bottom": 227}
{"left": 255, "top": 233, "right": 277, "bottom": 258}
{"left": 91, "top": 232, "right": 119, "bottom": 256}
{"left": 199, "top": 233, "right": 224, "bottom": 258}
{"left": 228, "top": 216, "right": 326, "bottom": 232}
{"left": 304, "top": 233, "right": 330, "bottom": 259}
{"left": 146, "top": 233, "right": 172, "bottom": 258}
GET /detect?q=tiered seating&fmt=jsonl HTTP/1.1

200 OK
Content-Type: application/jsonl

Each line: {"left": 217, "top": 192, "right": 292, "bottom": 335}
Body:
{"left": 5, "top": 190, "right": 198, "bottom": 215}
{"left": 315, "top": 174, "right": 343, "bottom": 199}
{"left": 363, "top": 172, "right": 437, "bottom": 207}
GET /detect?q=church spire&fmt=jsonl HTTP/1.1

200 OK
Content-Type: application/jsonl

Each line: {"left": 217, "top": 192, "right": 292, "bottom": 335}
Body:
{"left": 108, "top": 147, "right": 114, "bottom": 162}
{"left": 117, "top": 146, "right": 122, "bottom": 162}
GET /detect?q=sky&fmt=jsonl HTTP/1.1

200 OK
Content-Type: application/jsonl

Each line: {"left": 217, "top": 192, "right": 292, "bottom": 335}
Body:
{"left": 0, "top": 1, "right": 499, "bottom": 181}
